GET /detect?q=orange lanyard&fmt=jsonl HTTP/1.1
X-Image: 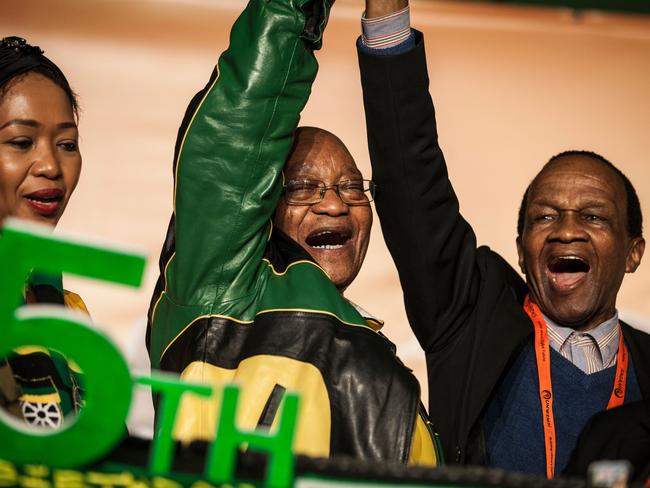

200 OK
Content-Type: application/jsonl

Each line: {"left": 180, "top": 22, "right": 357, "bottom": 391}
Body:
{"left": 523, "top": 296, "right": 628, "bottom": 479}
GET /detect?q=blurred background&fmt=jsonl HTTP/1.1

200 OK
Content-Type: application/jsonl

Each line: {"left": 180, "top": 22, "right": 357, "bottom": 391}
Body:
{"left": 3, "top": 0, "right": 650, "bottom": 437}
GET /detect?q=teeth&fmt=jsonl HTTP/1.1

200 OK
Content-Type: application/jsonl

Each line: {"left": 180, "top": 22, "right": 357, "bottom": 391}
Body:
{"left": 312, "top": 244, "right": 344, "bottom": 250}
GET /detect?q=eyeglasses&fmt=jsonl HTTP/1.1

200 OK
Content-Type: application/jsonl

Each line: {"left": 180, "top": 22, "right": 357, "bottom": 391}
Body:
{"left": 283, "top": 179, "right": 376, "bottom": 206}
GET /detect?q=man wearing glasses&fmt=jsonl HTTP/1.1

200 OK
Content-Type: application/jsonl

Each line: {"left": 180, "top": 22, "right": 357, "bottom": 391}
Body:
{"left": 274, "top": 127, "right": 375, "bottom": 293}
{"left": 147, "top": 0, "right": 438, "bottom": 464}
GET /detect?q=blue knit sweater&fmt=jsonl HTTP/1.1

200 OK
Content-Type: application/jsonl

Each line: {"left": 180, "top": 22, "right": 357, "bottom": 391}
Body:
{"left": 483, "top": 340, "right": 641, "bottom": 475}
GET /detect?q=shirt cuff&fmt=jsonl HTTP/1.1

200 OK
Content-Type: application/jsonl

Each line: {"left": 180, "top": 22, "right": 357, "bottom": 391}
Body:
{"left": 361, "top": 5, "right": 411, "bottom": 50}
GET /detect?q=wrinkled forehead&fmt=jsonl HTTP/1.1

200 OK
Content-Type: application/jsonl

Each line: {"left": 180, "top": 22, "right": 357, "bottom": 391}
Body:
{"left": 284, "top": 128, "right": 362, "bottom": 180}
{"left": 528, "top": 155, "right": 625, "bottom": 203}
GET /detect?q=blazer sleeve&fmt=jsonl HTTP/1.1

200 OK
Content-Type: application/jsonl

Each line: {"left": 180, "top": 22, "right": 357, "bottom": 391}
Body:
{"left": 358, "top": 32, "right": 480, "bottom": 353}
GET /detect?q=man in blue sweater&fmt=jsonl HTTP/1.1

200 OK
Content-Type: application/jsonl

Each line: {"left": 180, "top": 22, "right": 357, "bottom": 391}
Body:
{"left": 356, "top": 0, "right": 649, "bottom": 477}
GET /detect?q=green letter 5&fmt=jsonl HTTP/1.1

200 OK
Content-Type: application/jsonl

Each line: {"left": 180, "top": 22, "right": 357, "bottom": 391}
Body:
{"left": 0, "top": 219, "right": 146, "bottom": 467}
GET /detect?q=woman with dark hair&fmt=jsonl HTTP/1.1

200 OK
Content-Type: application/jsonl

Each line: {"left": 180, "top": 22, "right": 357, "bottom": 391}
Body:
{"left": 0, "top": 36, "right": 87, "bottom": 429}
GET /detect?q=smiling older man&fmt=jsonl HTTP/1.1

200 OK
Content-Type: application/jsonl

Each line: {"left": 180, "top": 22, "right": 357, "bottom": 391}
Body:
{"left": 356, "top": 0, "right": 650, "bottom": 477}
{"left": 274, "top": 127, "right": 372, "bottom": 291}
{"left": 146, "top": 0, "right": 438, "bottom": 465}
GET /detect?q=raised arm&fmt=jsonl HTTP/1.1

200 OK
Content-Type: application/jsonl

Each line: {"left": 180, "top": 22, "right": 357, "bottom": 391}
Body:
{"left": 172, "top": 0, "right": 328, "bottom": 301}
{"left": 358, "top": 9, "right": 480, "bottom": 352}
{"left": 149, "top": 0, "right": 330, "bottom": 365}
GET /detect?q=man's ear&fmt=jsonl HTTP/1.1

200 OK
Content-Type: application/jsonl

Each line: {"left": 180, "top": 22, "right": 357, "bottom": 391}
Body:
{"left": 626, "top": 237, "right": 645, "bottom": 273}
{"left": 516, "top": 236, "right": 526, "bottom": 275}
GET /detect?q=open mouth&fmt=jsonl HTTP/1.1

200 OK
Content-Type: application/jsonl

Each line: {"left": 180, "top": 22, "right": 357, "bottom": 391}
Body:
{"left": 546, "top": 255, "right": 590, "bottom": 290}
{"left": 24, "top": 189, "right": 64, "bottom": 216}
{"left": 305, "top": 229, "right": 351, "bottom": 250}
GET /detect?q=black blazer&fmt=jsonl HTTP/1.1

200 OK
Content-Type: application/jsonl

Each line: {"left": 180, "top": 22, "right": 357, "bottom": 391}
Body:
{"left": 357, "top": 32, "right": 650, "bottom": 466}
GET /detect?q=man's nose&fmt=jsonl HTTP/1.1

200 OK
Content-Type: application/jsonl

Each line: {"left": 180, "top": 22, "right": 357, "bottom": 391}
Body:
{"left": 311, "top": 187, "right": 349, "bottom": 216}
{"left": 549, "top": 212, "right": 588, "bottom": 242}
{"left": 31, "top": 142, "right": 62, "bottom": 179}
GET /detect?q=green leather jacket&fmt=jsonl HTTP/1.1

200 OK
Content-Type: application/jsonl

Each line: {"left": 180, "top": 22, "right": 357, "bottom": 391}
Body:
{"left": 147, "top": 0, "right": 438, "bottom": 465}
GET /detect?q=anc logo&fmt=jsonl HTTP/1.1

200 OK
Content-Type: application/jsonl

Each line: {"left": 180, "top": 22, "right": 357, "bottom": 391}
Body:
{"left": 21, "top": 401, "right": 63, "bottom": 428}
{"left": 541, "top": 390, "right": 552, "bottom": 400}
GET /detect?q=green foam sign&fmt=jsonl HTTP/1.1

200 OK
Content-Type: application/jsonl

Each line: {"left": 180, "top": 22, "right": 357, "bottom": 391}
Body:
{"left": 0, "top": 219, "right": 299, "bottom": 488}
{"left": 0, "top": 219, "right": 145, "bottom": 467}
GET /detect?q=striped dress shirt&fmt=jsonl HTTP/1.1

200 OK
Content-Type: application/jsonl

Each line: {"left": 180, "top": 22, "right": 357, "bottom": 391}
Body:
{"left": 361, "top": 6, "right": 411, "bottom": 50}
{"left": 545, "top": 314, "right": 620, "bottom": 374}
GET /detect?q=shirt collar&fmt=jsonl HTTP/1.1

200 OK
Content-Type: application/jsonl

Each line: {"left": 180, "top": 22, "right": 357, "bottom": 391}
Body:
{"left": 544, "top": 312, "right": 620, "bottom": 364}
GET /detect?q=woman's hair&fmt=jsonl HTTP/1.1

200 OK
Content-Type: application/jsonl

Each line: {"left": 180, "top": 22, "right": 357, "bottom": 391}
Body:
{"left": 0, "top": 36, "right": 79, "bottom": 119}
